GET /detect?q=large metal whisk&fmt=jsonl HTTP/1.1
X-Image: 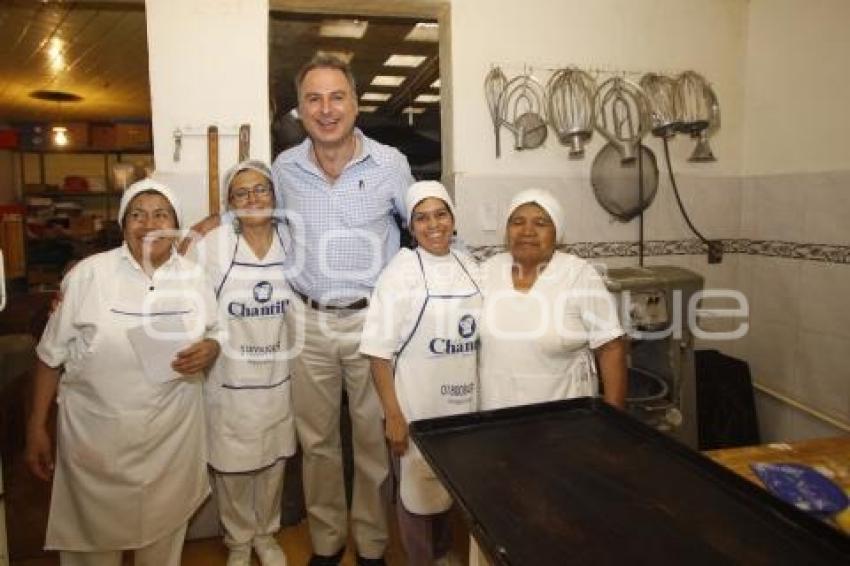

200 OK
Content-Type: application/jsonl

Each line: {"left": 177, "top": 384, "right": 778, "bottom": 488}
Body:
{"left": 676, "top": 70, "right": 720, "bottom": 161}
{"left": 639, "top": 73, "right": 681, "bottom": 138}
{"left": 545, "top": 67, "right": 596, "bottom": 158}
{"left": 484, "top": 66, "right": 508, "bottom": 158}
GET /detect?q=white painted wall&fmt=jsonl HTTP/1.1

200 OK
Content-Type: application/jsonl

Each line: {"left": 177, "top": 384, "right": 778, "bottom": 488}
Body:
{"left": 447, "top": 0, "right": 748, "bottom": 247}
{"left": 145, "top": 0, "right": 270, "bottom": 226}
{"left": 742, "top": 0, "right": 850, "bottom": 175}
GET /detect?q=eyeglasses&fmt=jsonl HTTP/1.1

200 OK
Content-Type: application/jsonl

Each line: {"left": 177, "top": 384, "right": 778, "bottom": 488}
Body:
{"left": 230, "top": 184, "right": 272, "bottom": 202}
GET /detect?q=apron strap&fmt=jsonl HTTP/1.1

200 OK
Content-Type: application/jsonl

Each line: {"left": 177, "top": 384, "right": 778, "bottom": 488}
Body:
{"left": 393, "top": 249, "right": 431, "bottom": 372}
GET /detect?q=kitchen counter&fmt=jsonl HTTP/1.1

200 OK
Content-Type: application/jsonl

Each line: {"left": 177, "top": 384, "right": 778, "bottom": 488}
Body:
{"left": 706, "top": 436, "right": 850, "bottom": 534}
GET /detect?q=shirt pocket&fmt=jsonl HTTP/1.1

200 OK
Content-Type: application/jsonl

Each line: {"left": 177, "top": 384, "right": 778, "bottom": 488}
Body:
{"left": 334, "top": 186, "right": 391, "bottom": 230}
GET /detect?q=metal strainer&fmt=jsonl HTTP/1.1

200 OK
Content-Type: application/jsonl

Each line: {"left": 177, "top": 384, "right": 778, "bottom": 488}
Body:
{"left": 590, "top": 141, "right": 659, "bottom": 221}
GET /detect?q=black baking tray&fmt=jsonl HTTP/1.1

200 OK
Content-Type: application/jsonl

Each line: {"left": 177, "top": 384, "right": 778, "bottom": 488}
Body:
{"left": 410, "top": 398, "right": 850, "bottom": 565}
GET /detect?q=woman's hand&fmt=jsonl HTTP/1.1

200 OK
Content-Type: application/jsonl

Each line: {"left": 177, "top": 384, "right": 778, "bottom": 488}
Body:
{"left": 25, "top": 423, "right": 54, "bottom": 481}
{"left": 172, "top": 338, "right": 220, "bottom": 376}
{"left": 385, "top": 410, "right": 409, "bottom": 457}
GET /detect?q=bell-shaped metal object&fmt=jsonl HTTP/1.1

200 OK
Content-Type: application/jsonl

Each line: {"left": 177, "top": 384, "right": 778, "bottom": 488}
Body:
{"left": 546, "top": 67, "right": 596, "bottom": 158}
{"left": 593, "top": 76, "right": 650, "bottom": 162}
{"left": 639, "top": 73, "right": 681, "bottom": 138}
{"left": 676, "top": 71, "right": 720, "bottom": 162}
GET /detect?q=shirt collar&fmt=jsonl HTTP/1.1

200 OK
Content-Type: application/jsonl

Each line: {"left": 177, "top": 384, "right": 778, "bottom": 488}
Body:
{"left": 120, "top": 241, "right": 180, "bottom": 274}
{"left": 283, "top": 128, "right": 380, "bottom": 168}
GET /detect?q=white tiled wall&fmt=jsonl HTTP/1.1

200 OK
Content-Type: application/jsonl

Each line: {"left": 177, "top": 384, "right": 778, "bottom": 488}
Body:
{"left": 736, "top": 170, "right": 850, "bottom": 439}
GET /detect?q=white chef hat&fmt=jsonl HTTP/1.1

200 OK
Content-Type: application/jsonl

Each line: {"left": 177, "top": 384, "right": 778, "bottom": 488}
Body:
{"left": 222, "top": 159, "right": 274, "bottom": 210}
{"left": 505, "top": 188, "right": 566, "bottom": 242}
{"left": 118, "top": 177, "right": 183, "bottom": 228}
{"left": 405, "top": 180, "right": 456, "bottom": 227}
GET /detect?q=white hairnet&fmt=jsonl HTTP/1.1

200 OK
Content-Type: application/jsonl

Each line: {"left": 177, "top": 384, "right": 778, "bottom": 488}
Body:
{"left": 505, "top": 188, "right": 566, "bottom": 242}
{"left": 405, "top": 180, "right": 455, "bottom": 227}
{"left": 222, "top": 159, "right": 273, "bottom": 210}
{"left": 118, "top": 177, "right": 182, "bottom": 228}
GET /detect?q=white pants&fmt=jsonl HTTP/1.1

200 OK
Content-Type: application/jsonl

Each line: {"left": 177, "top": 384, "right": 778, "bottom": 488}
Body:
{"left": 288, "top": 307, "right": 389, "bottom": 558}
{"left": 212, "top": 459, "right": 286, "bottom": 548}
{"left": 58, "top": 523, "right": 187, "bottom": 566}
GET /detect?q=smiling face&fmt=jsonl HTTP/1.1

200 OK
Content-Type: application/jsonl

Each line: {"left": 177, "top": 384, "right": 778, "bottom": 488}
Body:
{"left": 506, "top": 202, "right": 557, "bottom": 266}
{"left": 123, "top": 191, "right": 178, "bottom": 270}
{"left": 297, "top": 66, "right": 358, "bottom": 149}
{"left": 411, "top": 197, "right": 454, "bottom": 256}
{"left": 228, "top": 169, "right": 274, "bottom": 227}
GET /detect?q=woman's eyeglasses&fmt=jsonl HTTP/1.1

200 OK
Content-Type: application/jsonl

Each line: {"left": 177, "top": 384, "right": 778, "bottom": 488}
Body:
{"left": 231, "top": 184, "right": 272, "bottom": 202}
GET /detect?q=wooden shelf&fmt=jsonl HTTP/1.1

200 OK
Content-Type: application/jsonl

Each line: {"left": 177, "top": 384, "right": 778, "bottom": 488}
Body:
{"left": 20, "top": 147, "right": 152, "bottom": 155}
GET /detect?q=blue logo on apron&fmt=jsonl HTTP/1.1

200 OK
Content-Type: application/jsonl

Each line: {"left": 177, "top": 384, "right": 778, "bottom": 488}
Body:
{"left": 458, "top": 314, "right": 476, "bottom": 338}
{"left": 254, "top": 281, "right": 273, "bottom": 303}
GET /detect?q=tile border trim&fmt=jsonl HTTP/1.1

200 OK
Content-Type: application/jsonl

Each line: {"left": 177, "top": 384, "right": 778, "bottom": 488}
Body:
{"left": 467, "top": 239, "right": 850, "bottom": 264}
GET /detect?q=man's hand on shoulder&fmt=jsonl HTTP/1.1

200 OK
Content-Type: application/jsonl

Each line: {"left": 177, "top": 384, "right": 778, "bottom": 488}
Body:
{"left": 177, "top": 214, "right": 221, "bottom": 255}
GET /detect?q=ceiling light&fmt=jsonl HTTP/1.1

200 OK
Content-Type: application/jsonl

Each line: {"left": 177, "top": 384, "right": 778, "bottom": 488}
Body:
{"left": 414, "top": 94, "right": 440, "bottom": 103}
{"left": 361, "top": 92, "right": 391, "bottom": 102}
{"left": 404, "top": 22, "right": 439, "bottom": 42}
{"left": 52, "top": 126, "right": 69, "bottom": 147}
{"left": 401, "top": 107, "right": 426, "bottom": 115}
{"left": 319, "top": 19, "right": 368, "bottom": 39}
{"left": 370, "top": 75, "right": 406, "bottom": 87}
{"left": 384, "top": 54, "right": 427, "bottom": 68}
{"left": 315, "top": 50, "right": 354, "bottom": 64}
{"left": 431, "top": 79, "right": 441, "bottom": 89}
{"left": 48, "top": 37, "right": 65, "bottom": 71}
{"left": 359, "top": 105, "right": 379, "bottom": 113}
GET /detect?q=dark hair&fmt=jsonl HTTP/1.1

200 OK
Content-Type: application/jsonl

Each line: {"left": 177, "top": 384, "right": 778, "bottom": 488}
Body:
{"left": 294, "top": 53, "right": 357, "bottom": 100}
{"left": 122, "top": 189, "right": 178, "bottom": 229}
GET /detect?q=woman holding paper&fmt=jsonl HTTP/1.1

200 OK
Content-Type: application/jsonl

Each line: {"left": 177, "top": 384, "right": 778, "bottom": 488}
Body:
{"left": 24, "top": 178, "right": 220, "bottom": 566}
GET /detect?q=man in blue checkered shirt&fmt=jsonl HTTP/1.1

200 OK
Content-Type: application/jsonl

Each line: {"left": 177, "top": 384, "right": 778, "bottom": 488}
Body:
{"left": 274, "top": 54, "right": 414, "bottom": 566}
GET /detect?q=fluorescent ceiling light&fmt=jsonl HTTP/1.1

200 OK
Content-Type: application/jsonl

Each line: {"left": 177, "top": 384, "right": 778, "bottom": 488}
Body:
{"left": 431, "top": 79, "right": 441, "bottom": 89}
{"left": 384, "top": 54, "right": 427, "bottom": 68}
{"left": 370, "top": 75, "right": 406, "bottom": 87}
{"left": 358, "top": 105, "right": 379, "bottom": 113}
{"left": 361, "top": 92, "right": 391, "bottom": 102}
{"left": 402, "top": 106, "right": 426, "bottom": 115}
{"left": 414, "top": 94, "right": 440, "bottom": 103}
{"left": 315, "top": 50, "right": 354, "bottom": 64}
{"left": 319, "top": 19, "right": 368, "bottom": 39}
{"left": 405, "top": 22, "right": 439, "bottom": 42}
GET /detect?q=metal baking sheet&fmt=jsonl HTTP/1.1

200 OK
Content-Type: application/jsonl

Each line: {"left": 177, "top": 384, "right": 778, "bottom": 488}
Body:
{"left": 410, "top": 398, "right": 850, "bottom": 565}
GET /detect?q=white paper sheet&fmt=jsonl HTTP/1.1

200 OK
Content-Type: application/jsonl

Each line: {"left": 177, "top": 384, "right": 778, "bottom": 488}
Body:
{"left": 127, "top": 316, "right": 192, "bottom": 384}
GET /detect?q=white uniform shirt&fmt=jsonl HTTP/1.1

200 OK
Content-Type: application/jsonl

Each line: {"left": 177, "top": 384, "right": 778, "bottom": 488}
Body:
{"left": 36, "top": 244, "right": 218, "bottom": 551}
{"left": 478, "top": 251, "right": 624, "bottom": 411}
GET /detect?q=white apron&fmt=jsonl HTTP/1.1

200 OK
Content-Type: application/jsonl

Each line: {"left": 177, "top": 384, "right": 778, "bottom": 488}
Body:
{"left": 47, "top": 273, "right": 208, "bottom": 551}
{"left": 205, "top": 228, "right": 296, "bottom": 473}
{"left": 395, "top": 250, "right": 481, "bottom": 515}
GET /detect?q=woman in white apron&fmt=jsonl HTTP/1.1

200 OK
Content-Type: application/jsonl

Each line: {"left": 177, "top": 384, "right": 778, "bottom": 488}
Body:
{"left": 193, "top": 160, "right": 295, "bottom": 566}
{"left": 24, "top": 179, "right": 220, "bottom": 566}
{"left": 479, "top": 188, "right": 628, "bottom": 411}
{"left": 360, "top": 181, "right": 481, "bottom": 566}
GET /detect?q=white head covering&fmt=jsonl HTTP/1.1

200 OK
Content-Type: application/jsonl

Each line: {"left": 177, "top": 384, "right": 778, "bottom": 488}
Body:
{"left": 405, "top": 180, "right": 455, "bottom": 226}
{"left": 505, "top": 188, "right": 566, "bottom": 242}
{"left": 222, "top": 159, "right": 273, "bottom": 210}
{"left": 118, "top": 177, "right": 182, "bottom": 228}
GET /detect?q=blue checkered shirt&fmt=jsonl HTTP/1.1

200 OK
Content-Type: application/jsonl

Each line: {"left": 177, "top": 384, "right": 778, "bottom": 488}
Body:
{"left": 270, "top": 130, "right": 413, "bottom": 305}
